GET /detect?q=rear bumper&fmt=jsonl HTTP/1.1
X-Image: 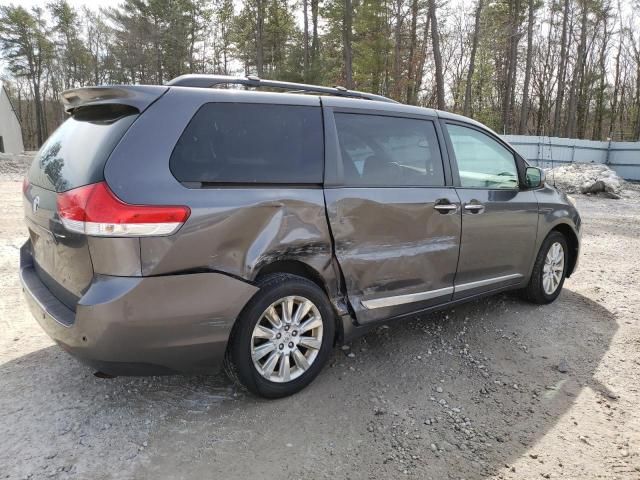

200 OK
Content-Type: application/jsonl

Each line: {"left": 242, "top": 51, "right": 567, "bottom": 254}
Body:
{"left": 20, "top": 242, "right": 258, "bottom": 375}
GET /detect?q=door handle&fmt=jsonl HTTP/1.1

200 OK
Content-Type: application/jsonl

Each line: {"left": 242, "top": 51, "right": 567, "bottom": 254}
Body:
{"left": 434, "top": 200, "right": 458, "bottom": 214}
{"left": 464, "top": 202, "right": 485, "bottom": 213}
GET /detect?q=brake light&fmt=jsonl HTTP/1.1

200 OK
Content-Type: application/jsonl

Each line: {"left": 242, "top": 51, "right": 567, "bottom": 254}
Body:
{"left": 22, "top": 177, "right": 29, "bottom": 194}
{"left": 57, "top": 181, "right": 190, "bottom": 237}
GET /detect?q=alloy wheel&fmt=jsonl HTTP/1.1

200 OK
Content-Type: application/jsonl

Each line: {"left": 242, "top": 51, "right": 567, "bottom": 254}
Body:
{"left": 251, "top": 296, "right": 323, "bottom": 383}
{"left": 542, "top": 241, "right": 565, "bottom": 295}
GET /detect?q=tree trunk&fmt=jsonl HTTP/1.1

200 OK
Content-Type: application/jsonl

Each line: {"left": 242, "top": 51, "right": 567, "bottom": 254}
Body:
{"left": 519, "top": 0, "right": 535, "bottom": 134}
{"left": 593, "top": 13, "right": 610, "bottom": 140}
{"left": 392, "top": 0, "right": 403, "bottom": 100}
{"left": 303, "top": 0, "right": 310, "bottom": 80}
{"left": 463, "top": 0, "right": 483, "bottom": 117}
{"left": 428, "top": 0, "right": 445, "bottom": 109}
{"left": 608, "top": 37, "right": 623, "bottom": 138}
{"left": 635, "top": 62, "right": 640, "bottom": 140}
{"left": 343, "top": 0, "right": 353, "bottom": 88}
{"left": 566, "top": 1, "right": 588, "bottom": 138}
{"left": 501, "top": 0, "right": 520, "bottom": 134}
{"left": 256, "top": 0, "right": 265, "bottom": 77}
{"left": 413, "top": 14, "right": 431, "bottom": 106}
{"left": 311, "top": 0, "right": 319, "bottom": 64}
{"left": 406, "top": 0, "right": 419, "bottom": 104}
{"left": 32, "top": 79, "right": 43, "bottom": 146}
{"left": 553, "top": 0, "right": 571, "bottom": 136}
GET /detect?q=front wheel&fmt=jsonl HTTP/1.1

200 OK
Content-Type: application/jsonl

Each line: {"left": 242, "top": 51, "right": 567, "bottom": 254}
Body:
{"left": 224, "top": 273, "right": 335, "bottom": 398}
{"left": 522, "top": 231, "right": 569, "bottom": 304}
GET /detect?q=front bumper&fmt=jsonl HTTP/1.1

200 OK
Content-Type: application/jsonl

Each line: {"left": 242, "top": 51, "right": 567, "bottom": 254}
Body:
{"left": 20, "top": 242, "right": 258, "bottom": 376}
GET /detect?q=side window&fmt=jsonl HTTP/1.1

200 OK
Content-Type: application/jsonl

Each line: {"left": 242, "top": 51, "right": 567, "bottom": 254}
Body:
{"left": 334, "top": 113, "right": 445, "bottom": 187}
{"left": 170, "top": 103, "right": 323, "bottom": 184}
{"left": 446, "top": 124, "right": 519, "bottom": 189}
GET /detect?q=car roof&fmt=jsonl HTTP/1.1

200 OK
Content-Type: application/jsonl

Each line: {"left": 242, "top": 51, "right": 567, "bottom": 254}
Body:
{"left": 62, "top": 82, "right": 494, "bottom": 136}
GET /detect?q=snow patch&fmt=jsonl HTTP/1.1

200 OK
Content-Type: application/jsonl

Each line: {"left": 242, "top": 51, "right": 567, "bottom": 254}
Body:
{"left": 0, "top": 152, "right": 35, "bottom": 180}
{"left": 545, "top": 163, "right": 626, "bottom": 199}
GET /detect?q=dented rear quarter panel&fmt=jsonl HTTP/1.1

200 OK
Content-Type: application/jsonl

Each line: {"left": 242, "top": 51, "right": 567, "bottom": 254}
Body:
{"left": 102, "top": 87, "right": 340, "bottom": 304}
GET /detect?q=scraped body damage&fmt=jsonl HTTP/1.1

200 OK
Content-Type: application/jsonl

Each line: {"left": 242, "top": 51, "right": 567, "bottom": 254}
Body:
{"left": 324, "top": 187, "right": 462, "bottom": 324}
{"left": 139, "top": 189, "right": 342, "bottom": 311}
{"left": 100, "top": 90, "right": 346, "bottom": 323}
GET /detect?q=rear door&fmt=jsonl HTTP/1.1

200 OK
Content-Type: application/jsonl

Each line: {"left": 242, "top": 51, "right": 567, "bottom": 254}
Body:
{"left": 441, "top": 121, "right": 539, "bottom": 299}
{"left": 323, "top": 104, "right": 461, "bottom": 324}
{"left": 23, "top": 105, "right": 139, "bottom": 309}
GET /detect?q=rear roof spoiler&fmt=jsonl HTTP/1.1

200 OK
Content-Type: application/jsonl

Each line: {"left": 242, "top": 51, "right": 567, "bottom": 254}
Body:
{"left": 62, "top": 85, "right": 169, "bottom": 114}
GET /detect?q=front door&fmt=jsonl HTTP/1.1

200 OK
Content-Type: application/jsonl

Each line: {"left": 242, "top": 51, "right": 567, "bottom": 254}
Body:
{"left": 324, "top": 107, "right": 461, "bottom": 324}
{"left": 443, "top": 122, "right": 539, "bottom": 299}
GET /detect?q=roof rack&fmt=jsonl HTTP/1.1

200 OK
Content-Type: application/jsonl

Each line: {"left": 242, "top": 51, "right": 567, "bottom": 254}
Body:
{"left": 166, "top": 74, "right": 398, "bottom": 104}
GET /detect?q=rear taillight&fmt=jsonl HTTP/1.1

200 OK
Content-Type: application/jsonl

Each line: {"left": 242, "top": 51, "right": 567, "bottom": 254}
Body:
{"left": 22, "top": 177, "right": 29, "bottom": 194}
{"left": 56, "top": 181, "right": 190, "bottom": 237}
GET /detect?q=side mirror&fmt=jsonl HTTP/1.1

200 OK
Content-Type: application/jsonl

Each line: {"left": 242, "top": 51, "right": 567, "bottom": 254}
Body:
{"left": 525, "top": 166, "right": 544, "bottom": 188}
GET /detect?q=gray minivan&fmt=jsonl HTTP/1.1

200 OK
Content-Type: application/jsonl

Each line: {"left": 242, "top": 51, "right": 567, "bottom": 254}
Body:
{"left": 20, "top": 75, "right": 581, "bottom": 398}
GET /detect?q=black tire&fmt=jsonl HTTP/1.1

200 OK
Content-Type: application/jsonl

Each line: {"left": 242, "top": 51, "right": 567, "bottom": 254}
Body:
{"left": 522, "top": 231, "right": 569, "bottom": 304}
{"left": 224, "top": 273, "right": 335, "bottom": 398}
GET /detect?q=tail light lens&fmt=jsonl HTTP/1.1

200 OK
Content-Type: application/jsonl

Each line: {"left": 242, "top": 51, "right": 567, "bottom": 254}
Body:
{"left": 57, "top": 181, "right": 190, "bottom": 237}
{"left": 22, "top": 177, "right": 29, "bottom": 194}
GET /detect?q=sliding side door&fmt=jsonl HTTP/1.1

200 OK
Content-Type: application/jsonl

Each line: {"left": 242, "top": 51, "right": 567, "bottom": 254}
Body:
{"left": 323, "top": 104, "right": 461, "bottom": 324}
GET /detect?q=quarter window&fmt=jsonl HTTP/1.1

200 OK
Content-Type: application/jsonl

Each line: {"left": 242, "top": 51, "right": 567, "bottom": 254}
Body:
{"left": 447, "top": 124, "right": 519, "bottom": 189}
{"left": 334, "top": 113, "right": 445, "bottom": 187}
{"left": 170, "top": 103, "right": 323, "bottom": 184}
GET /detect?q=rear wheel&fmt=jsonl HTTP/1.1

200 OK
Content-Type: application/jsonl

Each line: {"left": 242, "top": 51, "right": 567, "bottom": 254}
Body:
{"left": 522, "top": 231, "right": 569, "bottom": 304}
{"left": 224, "top": 273, "right": 335, "bottom": 398}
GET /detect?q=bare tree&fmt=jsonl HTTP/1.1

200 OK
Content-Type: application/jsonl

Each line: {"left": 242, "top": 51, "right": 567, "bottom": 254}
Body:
{"left": 256, "top": 0, "right": 265, "bottom": 76}
{"left": 566, "top": 0, "right": 588, "bottom": 138}
{"left": 405, "top": 0, "right": 419, "bottom": 104}
{"left": 311, "top": 0, "right": 319, "bottom": 67}
{"left": 303, "top": 0, "right": 309, "bottom": 80}
{"left": 343, "top": 0, "right": 353, "bottom": 88}
{"left": 519, "top": 0, "right": 535, "bottom": 133}
{"left": 463, "top": 0, "right": 483, "bottom": 117}
{"left": 428, "top": 0, "right": 445, "bottom": 109}
{"left": 501, "top": 0, "right": 522, "bottom": 134}
{"left": 391, "top": 0, "right": 404, "bottom": 99}
{"left": 553, "top": 0, "right": 571, "bottom": 136}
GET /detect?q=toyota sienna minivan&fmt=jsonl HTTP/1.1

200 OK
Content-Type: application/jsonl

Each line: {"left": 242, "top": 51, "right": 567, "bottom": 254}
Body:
{"left": 20, "top": 75, "right": 581, "bottom": 398}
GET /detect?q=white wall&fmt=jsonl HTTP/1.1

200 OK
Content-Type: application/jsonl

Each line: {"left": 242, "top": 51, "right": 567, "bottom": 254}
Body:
{"left": 0, "top": 85, "right": 25, "bottom": 154}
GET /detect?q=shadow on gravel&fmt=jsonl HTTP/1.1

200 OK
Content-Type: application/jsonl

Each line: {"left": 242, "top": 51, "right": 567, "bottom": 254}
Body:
{"left": 0, "top": 288, "right": 617, "bottom": 480}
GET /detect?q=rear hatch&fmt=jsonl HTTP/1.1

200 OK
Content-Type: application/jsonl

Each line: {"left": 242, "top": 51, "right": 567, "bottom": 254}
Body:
{"left": 23, "top": 104, "right": 139, "bottom": 310}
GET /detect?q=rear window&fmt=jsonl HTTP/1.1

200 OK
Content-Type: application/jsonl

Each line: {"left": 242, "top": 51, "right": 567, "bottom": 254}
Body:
{"left": 28, "top": 104, "right": 137, "bottom": 192}
{"left": 169, "top": 103, "right": 323, "bottom": 184}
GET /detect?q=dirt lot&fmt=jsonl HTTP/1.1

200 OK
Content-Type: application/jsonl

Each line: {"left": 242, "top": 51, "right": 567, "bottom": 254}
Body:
{"left": 1, "top": 161, "right": 640, "bottom": 479}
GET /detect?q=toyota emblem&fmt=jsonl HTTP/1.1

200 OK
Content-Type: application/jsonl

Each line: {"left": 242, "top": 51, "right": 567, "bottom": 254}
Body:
{"left": 32, "top": 195, "right": 40, "bottom": 214}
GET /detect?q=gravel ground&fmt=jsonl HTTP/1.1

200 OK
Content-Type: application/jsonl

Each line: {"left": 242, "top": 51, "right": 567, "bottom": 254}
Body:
{"left": 1, "top": 157, "right": 640, "bottom": 479}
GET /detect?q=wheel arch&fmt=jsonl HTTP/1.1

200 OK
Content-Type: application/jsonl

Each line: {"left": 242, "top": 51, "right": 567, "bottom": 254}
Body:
{"left": 253, "top": 260, "right": 344, "bottom": 343}
{"left": 550, "top": 223, "right": 579, "bottom": 277}
{"left": 255, "top": 260, "right": 328, "bottom": 293}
